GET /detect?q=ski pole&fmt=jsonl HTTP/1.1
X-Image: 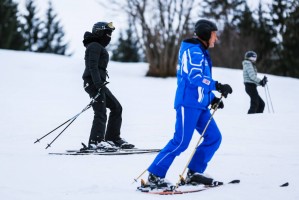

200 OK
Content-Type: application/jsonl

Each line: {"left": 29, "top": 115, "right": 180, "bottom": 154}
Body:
{"left": 34, "top": 116, "right": 75, "bottom": 144}
{"left": 34, "top": 82, "right": 109, "bottom": 147}
{"left": 132, "top": 168, "right": 148, "bottom": 184}
{"left": 264, "top": 86, "right": 270, "bottom": 113}
{"left": 34, "top": 101, "right": 93, "bottom": 144}
{"left": 266, "top": 84, "right": 274, "bottom": 113}
{"left": 175, "top": 96, "right": 223, "bottom": 188}
{"left": 34, "top": 87, "right": 100, "bottom": 144}
{"left": 45, "top": 104, "right": 91, "bottom": 149}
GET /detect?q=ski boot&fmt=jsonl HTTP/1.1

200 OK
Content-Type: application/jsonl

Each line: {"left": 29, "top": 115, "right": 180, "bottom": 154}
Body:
{"left": 185, "top": 170, "right": 219, "bottom": 186}
{"left": 107, "top": 138, "right": 135, "bottom": 149}
{"left": 144, "top": 173, "right": 175, "bottom": 191}
{"left": 96, "top": 140, "right": 118, "bottom": 152}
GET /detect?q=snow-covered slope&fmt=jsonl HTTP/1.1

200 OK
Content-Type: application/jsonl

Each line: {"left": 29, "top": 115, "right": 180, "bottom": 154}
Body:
{"left": 0, "top": 49, "right": 298, "bottom": 200}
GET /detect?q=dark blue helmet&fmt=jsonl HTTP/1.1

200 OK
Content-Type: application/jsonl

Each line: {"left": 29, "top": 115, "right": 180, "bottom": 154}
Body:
{"left": 245, "top": 51, "right": 257, "bottom": 62}
{"left": 194, "top": 19, "right": 218, "bottom": 41}
{"left": 92, "top": 22, "right": 115, "bottom": 37}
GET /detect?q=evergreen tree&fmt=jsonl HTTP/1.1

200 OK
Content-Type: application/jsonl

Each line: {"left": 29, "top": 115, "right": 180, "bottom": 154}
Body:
{"left": 238, "top": 4, "right": 257, "bottom": 37}
{"left": 0, "top": 0, "right": 25, "bottom": 50}
{"left": 237, "top": 1, "right": 276, "bottom": 73}
{"left": 111, "top": 28, "right": 140, "bottom": 62}
{"left": 270, "top": 0, "right": 296, "bottom": 76}
{"left": 281, "top": 3, "right": 299, "bottom": 78}
{"left": 201, "top": 0, "right": 246, "bottom": 26}
{"left": 201, "top": 0, "right": 277, "bottom": 74}
{"left": 22, "top": 0, "right": 42, "bottom": 51}
{"left": 37, "top": 1, "right": 69, "bottom": 55}
{"left": 254, "top": 1, "right": 277, "bottom": 73}
{"left": 236, "top": 3, "right": 258, "bottom": 55}
{"left": 271, "top": 0, "right": 293, "bottom": 39}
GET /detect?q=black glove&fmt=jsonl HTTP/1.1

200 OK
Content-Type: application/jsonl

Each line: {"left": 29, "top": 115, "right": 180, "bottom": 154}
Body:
{"left": 93, "top": 82, "right": 109, "bottom": 99}
{"left": 98, "top": 86, "right": 107, "bottom": 93}
{"left": 259, "top": 76, "right": 268, "bottom": 87}
{"left": 97, "top": 82, "right": 109, "bottom": 93}
{"left": 211, "top": 97, "right": 224, "bottom": 109}
{"left": 216, "top": 83, "right": 233, "bottom": 98}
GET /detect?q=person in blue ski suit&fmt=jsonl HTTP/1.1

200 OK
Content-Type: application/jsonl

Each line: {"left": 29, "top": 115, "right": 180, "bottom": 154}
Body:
{"left": 146, "top": 19, "right": 233, "bottom": 188}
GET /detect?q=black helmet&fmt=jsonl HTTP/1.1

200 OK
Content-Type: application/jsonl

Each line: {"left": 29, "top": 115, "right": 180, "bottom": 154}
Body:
{"left": 92, "top": 22, "right": 115, "bottom": 37}
{"left": 194, "top": 19, "right": 218, "bottom": 41}
{"left": 245, "top": 51, "right": 257, "bottom": 62}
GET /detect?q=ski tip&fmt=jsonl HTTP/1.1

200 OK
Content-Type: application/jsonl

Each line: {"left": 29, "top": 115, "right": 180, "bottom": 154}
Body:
{"left": 280, "top": 182, "right": 289, "bottom": 187}
{"left": 229, "top": 180, "right": 240, "bottom": 184}
{"left": 81, "top": 142, "right": 87, "bottom": 148}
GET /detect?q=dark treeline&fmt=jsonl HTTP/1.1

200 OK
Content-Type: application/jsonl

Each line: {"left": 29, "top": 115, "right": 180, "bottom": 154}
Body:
{"left": 1, "top": 0, "right": 298, "bottom": 77}
{"left": 203, "top": 0, "right": 299, "bottom": 78}
{"left": 111, "top": 0, "right": 299, "bottom": 78}
{"left": 0, "top": 0, "right": 69, "bottom": 55}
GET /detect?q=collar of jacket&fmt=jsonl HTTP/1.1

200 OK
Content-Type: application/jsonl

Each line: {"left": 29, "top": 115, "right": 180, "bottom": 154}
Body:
{"left": 183, "top": 37, "right": 208, "bottom": 49}
{"left": 82, "top": 31, "right": 113, "bottom": 47}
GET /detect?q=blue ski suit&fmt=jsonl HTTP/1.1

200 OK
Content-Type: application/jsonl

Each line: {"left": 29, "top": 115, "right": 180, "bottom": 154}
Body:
{"left": 148, "top": 38, "right": 222, "bottom": 178}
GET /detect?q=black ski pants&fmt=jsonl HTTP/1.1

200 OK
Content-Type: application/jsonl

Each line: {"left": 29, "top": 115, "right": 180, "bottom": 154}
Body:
{"left": 84, "top": 82, "right": 122, "bottom": 145}
{"left": 244, "top": 83, "right": 265, "bottom": 114}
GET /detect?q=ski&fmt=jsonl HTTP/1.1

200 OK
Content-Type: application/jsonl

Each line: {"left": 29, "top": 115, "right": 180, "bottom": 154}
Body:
{"left": 49, "top": 148, "right": 160, "bottom": 156}
{"left": 66, "top": 148, "right": 160, "bottom": 153}
{"left": 137, "top": 179, "right": 240, "bottom": 195}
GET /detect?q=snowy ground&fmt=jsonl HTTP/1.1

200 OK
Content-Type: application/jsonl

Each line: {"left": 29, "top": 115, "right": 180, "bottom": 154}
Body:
{"left": 0, "top": 49, "right": 299, "bottom": 200}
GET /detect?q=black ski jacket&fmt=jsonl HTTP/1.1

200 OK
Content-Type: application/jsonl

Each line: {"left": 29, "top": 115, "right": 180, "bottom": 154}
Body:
{"left": 82, "top": 32, "right": 109, "bottom": 89}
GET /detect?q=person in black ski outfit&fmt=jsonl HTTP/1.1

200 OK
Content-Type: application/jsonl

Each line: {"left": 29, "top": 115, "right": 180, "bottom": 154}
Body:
{"left": 82, "top": 21, "right": 134, "bottom": 150}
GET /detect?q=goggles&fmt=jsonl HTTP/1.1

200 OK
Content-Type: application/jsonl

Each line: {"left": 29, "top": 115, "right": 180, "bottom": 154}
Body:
{"left": 248, "top": 57, "right": 257, "bottom": 62}
{"left": 97, "top": 22, "right": 115, "bottom": 31}
{"left": 107, "top": 22, "right": 115, "bottom": 30}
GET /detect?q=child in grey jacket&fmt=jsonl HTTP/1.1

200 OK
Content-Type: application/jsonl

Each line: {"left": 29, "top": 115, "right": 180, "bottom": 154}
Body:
{"left": 242, "top": 51, "right": 268, "bottom": 114}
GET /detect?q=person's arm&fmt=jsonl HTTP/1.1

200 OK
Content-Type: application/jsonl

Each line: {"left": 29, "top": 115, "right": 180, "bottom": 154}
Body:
{"left": 181, "top": 46, "right": 232, "bottom": 98}
{"left": 186, "top": 47, "right": 217, "bottom": 91}
{"left": 88, "top": 44, "right": 104, "bottom": 89}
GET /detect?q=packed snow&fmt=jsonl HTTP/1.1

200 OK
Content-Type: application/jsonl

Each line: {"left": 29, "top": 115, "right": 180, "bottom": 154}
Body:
{"left": 0, "top": 49, "right": 298, "bottom": 199}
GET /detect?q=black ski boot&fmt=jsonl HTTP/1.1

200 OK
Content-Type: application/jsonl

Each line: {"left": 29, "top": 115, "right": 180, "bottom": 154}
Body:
{"left": 185, "top": 170, "right": 215, "bottom": 186}
{"left": 146, "top": 173, "right": 174, "bottom": 190}
{"left": 107, "top": 138, "right": 135, "bottom": 149}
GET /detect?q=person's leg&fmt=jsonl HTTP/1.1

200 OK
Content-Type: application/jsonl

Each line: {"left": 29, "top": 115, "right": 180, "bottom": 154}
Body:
{"left": 256, "top": 95, "right": 265, "bottom": 113}
{"left": 148, "top": 107, "right": 202, "bottom": 178}
{"left": 104, "top": 88, "right": 122, "bottom": 141}
{"left": 245, "top": 83, "right": 259, "bottom": 114}
{"left": 188, "top": 109, "right": 222, "bottom": 173}
{"left": 85, "top": 87, "right": 107, "bottom": 145}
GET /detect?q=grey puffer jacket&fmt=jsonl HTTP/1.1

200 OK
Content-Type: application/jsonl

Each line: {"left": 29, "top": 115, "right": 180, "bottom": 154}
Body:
{"left": 242, "top": 60, "right": 261, "bottom": 85}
